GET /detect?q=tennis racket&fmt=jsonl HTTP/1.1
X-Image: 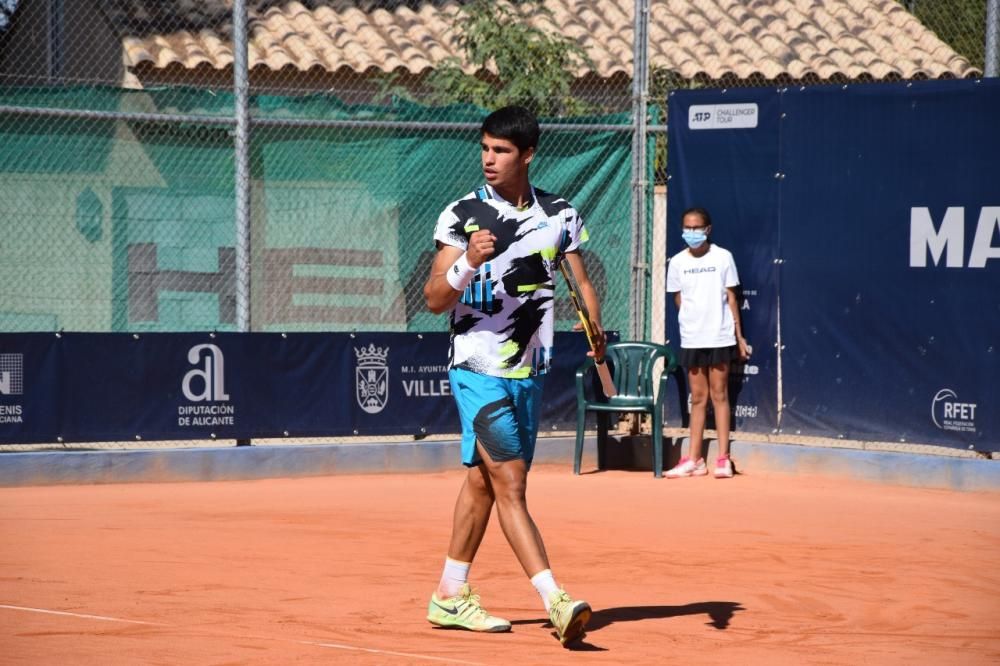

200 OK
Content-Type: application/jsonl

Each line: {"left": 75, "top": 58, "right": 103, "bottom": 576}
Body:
{"left": 558, "top": 261, "right": 617, "bottom": 397}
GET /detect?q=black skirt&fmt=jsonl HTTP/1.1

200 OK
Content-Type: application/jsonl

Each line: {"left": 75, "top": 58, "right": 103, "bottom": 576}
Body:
{"left": 679, "top": 344, "right": 740, "bottom": 368}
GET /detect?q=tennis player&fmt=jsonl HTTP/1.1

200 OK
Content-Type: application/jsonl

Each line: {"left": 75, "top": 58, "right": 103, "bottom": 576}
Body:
{"left": 423, "top": 105, "right": 605, "bottom": 646}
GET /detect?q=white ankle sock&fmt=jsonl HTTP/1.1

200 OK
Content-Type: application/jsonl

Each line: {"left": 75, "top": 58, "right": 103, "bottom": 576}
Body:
{"left": 530, "top": 569, "right": 560, "bottom": 611}
{"left": 438, "top": 557, "right": 471, "bottom": 598}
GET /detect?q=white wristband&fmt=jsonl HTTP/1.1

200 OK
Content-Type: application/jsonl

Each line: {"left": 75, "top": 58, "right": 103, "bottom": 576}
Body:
{"left": 445, "top": 253, "right": 477, "bottom": 291}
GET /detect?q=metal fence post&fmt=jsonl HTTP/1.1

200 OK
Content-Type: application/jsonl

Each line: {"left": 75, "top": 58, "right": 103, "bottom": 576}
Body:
{"left": 233, "top": 0, "right": 252, "bottom": 446}
{"left": 630, "top": 0, "right": 650, "bottom": 341}
{"left": 987, "top": 0, "right": 999, "bottom": 77}
{"left": 233, "top": 0, "right": 251, "bottom": 334}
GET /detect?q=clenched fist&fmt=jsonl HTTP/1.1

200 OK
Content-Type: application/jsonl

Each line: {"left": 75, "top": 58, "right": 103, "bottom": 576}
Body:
{"left": 466, "top": 229, "right": 497, "bottom": 268}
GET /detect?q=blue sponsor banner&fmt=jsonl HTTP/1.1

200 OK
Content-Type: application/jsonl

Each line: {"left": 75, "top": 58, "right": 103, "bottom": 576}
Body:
{"left": 0, "top": 335, "right": 58, "bottom": 441}
{"left": 667, "top": 79, "right": 999, "bottom": 450}
{"left": 666, "top": 87, "right": 781, "bottom": 433}
{"left": 0, "top": 331, "right": 604, "bottom": 444}
{"left": 777, "top": 79, "right": 998, "bottom": 448}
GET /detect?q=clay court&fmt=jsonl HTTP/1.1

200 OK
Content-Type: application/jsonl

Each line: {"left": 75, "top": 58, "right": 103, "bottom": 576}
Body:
{"left": 3, "top": 464, "right": 999, "bottom": 665}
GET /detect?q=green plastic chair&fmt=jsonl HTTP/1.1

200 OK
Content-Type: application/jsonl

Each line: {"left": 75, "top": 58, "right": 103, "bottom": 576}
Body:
{"left": 574, "top": 341, "right": 678, "bottom": 478}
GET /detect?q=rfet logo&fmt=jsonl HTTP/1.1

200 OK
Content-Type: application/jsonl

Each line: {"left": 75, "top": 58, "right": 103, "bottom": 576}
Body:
{"left": 355, "top": 343, "right": 389, "bottom": 414}
{"left": 931, "top": 388, "right": 977, "bottom": 433}
{"left": 182, "top": 344, "right": 230, "bottom": 402}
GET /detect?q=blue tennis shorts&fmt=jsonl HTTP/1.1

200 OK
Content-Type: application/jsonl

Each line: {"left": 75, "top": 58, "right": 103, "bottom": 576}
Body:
{"left": 449, "top": 368, "right": 545, "bottom": 468}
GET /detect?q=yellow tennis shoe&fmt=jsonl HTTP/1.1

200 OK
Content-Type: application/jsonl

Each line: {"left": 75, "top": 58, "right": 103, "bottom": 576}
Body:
{"left": 427, "top": 584, "right": 511, "bottom": 633}
{"left": 548, "top": 589, "right": 591, "bottom": 646}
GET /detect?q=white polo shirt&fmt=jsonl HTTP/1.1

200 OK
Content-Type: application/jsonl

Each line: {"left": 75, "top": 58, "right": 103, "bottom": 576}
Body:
{"left": 666, "top": 244, "right": 740, "bottom": 349}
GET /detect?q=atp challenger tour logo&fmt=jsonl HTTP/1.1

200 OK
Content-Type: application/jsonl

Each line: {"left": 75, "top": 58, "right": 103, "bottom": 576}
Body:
{"left": 355, "top": 343, "right": 389, "bottom": 414}
{"left": 931, "top": 389, "right": 977, "bottom": 434}
{"left": 178, "top": 344, "right": 235, "bottom": 427}
{"left": 688, "top": 103, "right": 759, "bottom": 130}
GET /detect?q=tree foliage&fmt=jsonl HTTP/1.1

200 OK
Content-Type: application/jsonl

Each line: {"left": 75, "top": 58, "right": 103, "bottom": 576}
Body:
{"left": 907, "top": 0, "right": 987, "bottom": 71}
{"left": 425, "top": 0, "right": 593, "bottom": 116}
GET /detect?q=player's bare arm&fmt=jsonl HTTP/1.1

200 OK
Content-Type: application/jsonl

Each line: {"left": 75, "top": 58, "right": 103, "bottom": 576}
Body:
{"left": 424, "top": 230, "right": 497, "bottom": 314}
{"left": 564, "top": 251, "right": 606, "bottom": 360}
{"left": 726, "top": 286, "right": 750, "bottom": 359}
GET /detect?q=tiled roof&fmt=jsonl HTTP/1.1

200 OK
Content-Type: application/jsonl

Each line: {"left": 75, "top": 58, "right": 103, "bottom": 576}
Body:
{"left": 117, "top": 0, "right": 980, "bottom": 81}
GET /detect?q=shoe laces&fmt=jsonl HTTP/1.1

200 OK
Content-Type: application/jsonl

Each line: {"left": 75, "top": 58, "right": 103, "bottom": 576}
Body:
{"left": 550, "top": 591, "right": 573, "bottom": 616}
{"left": 457, "top": 586, "right": 488, "bottom": 619}
{"left": 670, "top": 458, "right": 692, "bottom": 472}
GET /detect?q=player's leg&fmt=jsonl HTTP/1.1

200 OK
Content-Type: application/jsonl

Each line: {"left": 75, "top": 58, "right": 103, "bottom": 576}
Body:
{"left": 445, "top": 464, "right": 495, "bottom": 563}
{"left": 428, "top": 463, "right": 510, "bottom": 633}
{"left": 708, "top": 360, "right": 734, "bottom": 478}
{"left": 438, "top": 464, "right": 494, "bottom": 597}
{"left": 688, "top": 364, "right": 710, "bottom": 459}
{"left": 427, "top": 371, "right": 510, "bottom": 633}
{"left": 475, "top": 444, "right": 589, "bottom": 644}
{"left": 668, "top": 363, "right": 709, "bottom": 477}
{"left": 466, "top": 371, "right": 547, "bottom": 575}
{"left": 472, "top": 377, "right": 590, "bottom": 645}
{"left": 475, "top": 445, "right": 547, "bottom": 574}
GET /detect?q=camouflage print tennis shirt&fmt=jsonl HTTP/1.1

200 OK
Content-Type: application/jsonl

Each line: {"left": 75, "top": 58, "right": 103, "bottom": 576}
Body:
{"left": 433, "top": 183, "right": 589, "bottom": 378}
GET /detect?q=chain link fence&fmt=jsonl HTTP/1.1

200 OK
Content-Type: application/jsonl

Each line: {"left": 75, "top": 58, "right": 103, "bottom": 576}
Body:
{"left": 0, "top": 1, "right": 996, "bottom": 451}
{"left": 906, "top": 0, "right": 994, "bottom": 74}
{"left": 648, "top": 0, "right": 995, "bottom": 179}
{"left": 0, "top": 0, "right": 643, "bottom": 339}
{"left": 1, "top": 0, "right": 994, "bottom": 337}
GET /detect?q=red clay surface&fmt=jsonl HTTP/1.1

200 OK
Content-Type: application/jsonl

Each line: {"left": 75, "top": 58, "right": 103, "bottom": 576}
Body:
{"left": 2, "top": 464, "right": 999, "bottom": 665}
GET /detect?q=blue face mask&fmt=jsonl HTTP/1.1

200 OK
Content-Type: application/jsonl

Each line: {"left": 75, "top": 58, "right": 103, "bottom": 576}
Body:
{"left": 682, "top": 230, "right": 707, "bottom": 248}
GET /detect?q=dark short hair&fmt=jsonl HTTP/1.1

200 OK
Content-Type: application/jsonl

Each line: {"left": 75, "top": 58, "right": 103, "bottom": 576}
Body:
{"left": 481, "top": 106, "right": 540, "bottom": 151}
{"left": 681, "top": 207, "right": 712, "bottom": 227}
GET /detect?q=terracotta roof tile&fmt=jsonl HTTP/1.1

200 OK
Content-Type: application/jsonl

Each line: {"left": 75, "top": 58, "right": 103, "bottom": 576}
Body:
{"left": 119, "top": 0, "right": 980, "bottom": 81}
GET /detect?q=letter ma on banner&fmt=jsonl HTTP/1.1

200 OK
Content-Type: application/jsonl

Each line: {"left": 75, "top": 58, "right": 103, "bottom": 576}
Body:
{"left": 910, "top": 207, "right": 1000, "bottom": 268}
{"left": 355, "top": 343, "right": 389, "bottom": 414}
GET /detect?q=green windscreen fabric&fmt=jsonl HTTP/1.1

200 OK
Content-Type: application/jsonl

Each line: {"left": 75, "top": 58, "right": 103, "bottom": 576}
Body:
{"left": 1, "top": 87, "right": 634, "bottom": 334}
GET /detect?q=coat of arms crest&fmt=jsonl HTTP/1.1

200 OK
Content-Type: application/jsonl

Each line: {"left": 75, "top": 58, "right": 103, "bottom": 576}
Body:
{"left": 355, "top": 343, "right": 389, "bottom": 414}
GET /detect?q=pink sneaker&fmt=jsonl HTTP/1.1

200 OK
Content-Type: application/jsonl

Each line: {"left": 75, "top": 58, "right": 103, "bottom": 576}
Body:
{"left": 714, "top": 456, "right": 734, "bottom": 478}
{"left": 666, "top": 457, "right": 707, "bottom": 478}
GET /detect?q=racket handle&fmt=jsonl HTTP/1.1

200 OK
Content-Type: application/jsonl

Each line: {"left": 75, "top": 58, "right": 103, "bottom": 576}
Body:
{"left": 595, "top": 359, "right": 617, "bottom": 397}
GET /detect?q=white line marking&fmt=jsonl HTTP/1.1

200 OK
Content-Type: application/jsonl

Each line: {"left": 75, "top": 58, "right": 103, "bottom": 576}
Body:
{"left": 0, "top": 604, "right": 165, "bottom": 626}
{"left": 301, "top": 640, "right": 486, "bottom": 664}
{"left": 2, "top": 603, "right": 486, "bottom": 664}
